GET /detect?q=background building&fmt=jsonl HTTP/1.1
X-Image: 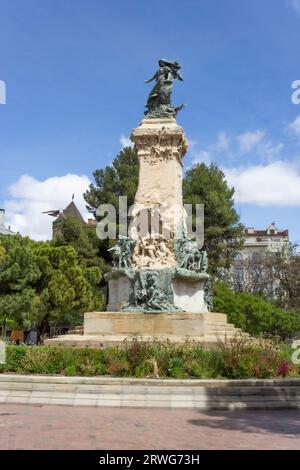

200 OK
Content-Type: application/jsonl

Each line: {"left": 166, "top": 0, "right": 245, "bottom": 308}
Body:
{"left": 231, "top": 223, "right": 290, "bottom": 297}
{"left": 0, "top": 209, "right": 14, "bottom": 236}
{"left": 241, "top": 223, "right": 289, "bottom": 258}
{"left": 44, "top": 200, "right": 96, "bottom": 240}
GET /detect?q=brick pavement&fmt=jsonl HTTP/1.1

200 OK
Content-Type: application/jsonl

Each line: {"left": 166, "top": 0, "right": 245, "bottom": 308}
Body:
{"left": 0, "top": 404, "right": 299, "bottom": 450}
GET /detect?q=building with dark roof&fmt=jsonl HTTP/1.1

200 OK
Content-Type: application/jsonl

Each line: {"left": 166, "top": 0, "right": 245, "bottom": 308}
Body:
{"left": 48, "top": 200, "right": 96, "bottom": 239}
{"left": 242, "top": 222, "right": 289, "bottom": 257}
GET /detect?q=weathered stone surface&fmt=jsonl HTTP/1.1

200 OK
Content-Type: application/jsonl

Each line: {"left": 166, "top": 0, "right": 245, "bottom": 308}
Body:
{"left": 45, "top": 310, "right": 250, "bottom": 349}
{"left": 130, "top": 118, "right": 188, "bottom": 246}
{"left": 106, "top": 275, "right": 130, "bottom": 311}
{"left": 172, "top": 278, "right": 208, "bottom": 313}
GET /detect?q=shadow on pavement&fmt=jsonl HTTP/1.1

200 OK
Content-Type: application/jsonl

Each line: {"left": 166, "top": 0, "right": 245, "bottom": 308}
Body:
{"left": 188, "top": 410, "right": 300, "bottom": 436}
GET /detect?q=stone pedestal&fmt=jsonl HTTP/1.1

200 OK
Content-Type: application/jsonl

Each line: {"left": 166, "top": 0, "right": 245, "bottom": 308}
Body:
{"left": 84, "top": 311, "right": 220, "bottom": 337}
{"left": 106, "top": 274, "right": 130, "bottom": 312}
{"left": 106, "top": 271, "right": 209, "bottom": 313}
{"left": 45, "top": 310, "right": 249, "bottom": 348}
{"left": 172, "top": 278, "right": 208, "bottom": 313}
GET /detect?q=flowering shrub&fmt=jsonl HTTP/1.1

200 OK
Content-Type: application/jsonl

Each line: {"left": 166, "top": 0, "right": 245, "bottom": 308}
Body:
{"left": 0, "top": 337, "right": 299, "bottom": 379}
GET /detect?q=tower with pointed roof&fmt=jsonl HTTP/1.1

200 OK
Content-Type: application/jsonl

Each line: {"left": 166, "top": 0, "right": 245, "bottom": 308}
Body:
{"left": 51, "top": 201, "right": 87, "bottom": 239}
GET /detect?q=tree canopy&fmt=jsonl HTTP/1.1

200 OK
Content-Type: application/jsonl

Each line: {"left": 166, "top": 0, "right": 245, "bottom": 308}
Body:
{"left": 0, "top": 236, "right": 39, "bottom": 335}
{"left": 52, "top": 216, "right": 111, "bottom": 273}
{"left": 0, "top": 234, "right": 105, "bottom": 336}
{"left": 213, "top": 281, "right": 300, "bottom": 339}
{"left": 84, "top": 147, "right": 139, "bottom": 215}
{"left": 183, "top": 163, "right": 244, "bottom": 273}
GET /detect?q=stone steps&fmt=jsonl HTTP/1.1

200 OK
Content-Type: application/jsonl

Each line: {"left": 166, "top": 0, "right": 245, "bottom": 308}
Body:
{"left": 205, "top": 325, "right": 238, "bottom": 332}
{"left": 203, "top": 321, "right": 250, "bottom": 340}
{"left": 45, "top": 311, "right": 252, "bottom": 348}
{"left": 47, "top": 333, "right": 249, "bottom": 349}
{"left": 207, "top": 322, "right": 239, "bottom": 329}
{"left": 67, "top": 326, "right": 84, "bottom": 335}
{"left": 0, "top": 375, "right": 299, "bottom": 410}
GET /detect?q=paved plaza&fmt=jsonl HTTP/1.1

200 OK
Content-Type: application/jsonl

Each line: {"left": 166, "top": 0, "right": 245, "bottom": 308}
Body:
{"left": 0, "top": 404, "right": 299, "bottom": 450}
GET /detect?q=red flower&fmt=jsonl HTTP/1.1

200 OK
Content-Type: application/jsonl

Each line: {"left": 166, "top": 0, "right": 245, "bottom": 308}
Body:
{"left": 278, "top": 361, "right": 290, "bottom": 378}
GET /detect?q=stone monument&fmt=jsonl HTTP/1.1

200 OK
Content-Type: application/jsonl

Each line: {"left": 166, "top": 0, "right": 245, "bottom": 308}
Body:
{"left": 46, "top": 60, "right": 247, "bottom": 348}
{"left": 106, "top": 59, "right": 211, "bottom": 314}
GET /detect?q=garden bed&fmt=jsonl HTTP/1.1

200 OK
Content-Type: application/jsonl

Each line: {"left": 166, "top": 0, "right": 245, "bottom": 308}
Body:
{"left": 0, "top": 337, "right": 299, "bottom": 380}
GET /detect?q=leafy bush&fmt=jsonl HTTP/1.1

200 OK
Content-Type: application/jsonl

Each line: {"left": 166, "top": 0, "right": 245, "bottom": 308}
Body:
{"left": 64, "top": 365, "right": 77, "bottom": 376}
{"left": 167, "top": 357, "right": 188, "bottom": 379}
{"left": 0, "top": 339, "right": 299, "bottom": 379}
{"left": 213, "top": 281, "right": 300, "bottom": 339}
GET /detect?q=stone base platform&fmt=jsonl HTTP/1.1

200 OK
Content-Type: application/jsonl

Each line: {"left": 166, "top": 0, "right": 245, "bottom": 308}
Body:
{"left": 45, "top": 311, "right": 249, "bottom": 348}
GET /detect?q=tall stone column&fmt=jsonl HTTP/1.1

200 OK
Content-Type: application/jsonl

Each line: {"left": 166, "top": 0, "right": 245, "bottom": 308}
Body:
{"left": 129, "top": 118, "right": 188, "bottom": 270}
{"left": 131, "top": 118, "right": 188, "bottom": 238}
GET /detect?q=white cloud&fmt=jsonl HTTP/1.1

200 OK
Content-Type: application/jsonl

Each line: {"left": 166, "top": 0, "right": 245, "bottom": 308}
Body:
{"left": 224, "top": 161, "right": 300, "bottom": 206}
{"left": 189, "top": 131, "right": 230, "bottom": 167}
{"left": 192, "top": 150, "right": 212, "bottom": 166}
{"left": 190, "top": 128, "right": 282, "bottom": 170}
{"left": 217, "top": 132, "right": 230, "bottom": 152}
{"left": 257, "top": 141, "right": 284, "bottom": 161}
{"left": 120, "top": 134, "right": 132, "bottom": 148}
{"left": 4, "top": 174, "right": 91, "bottom": 240}
{"left": 289, "top": 115, "right": 300, "bottom": 136}
{"left": 236, "top": 130, "right": 265, "bottom": 154}
{"left": 289, "top": 0, "right": 300, "bottom": 16}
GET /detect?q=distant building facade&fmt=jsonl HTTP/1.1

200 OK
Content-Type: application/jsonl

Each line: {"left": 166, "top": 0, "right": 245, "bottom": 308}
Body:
{"left": 230, "top": 223, "right": 290, "bottom": 297}
{"left": 0, "top": 209, "right": 15, "bottom": 236}
{"left": 241, "top": 223, "right": 289, "bottom": 258}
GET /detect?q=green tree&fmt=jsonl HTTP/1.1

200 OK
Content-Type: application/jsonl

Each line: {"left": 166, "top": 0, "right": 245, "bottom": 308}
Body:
{"left": 84, "top": 146, "right": 139, "bottom": 261}
{"left": 53, "top": 218, "right": 98, "bottom": 266}
{"left": 0, "top": 290, "right": 36, "bottom": 338}
{"left": 213, "top": 281, "right": 300, "bottom": 339}
{"left": 32, "top": 242, "right": 104, "bottom": 335}
{"left": 0, "top": 241, "right": 5, "bottom": 261}
{"left": 0, "top": 235, "right": 105, "bottom": 338}
{"left": 0, "top": 235, "right": 39, "bottom": 336}
{"left": 183, "top": 163, "right": 244, "bottom": 273}
{"left": 84, "top": 146, "right": 139, "bottom": 214}
{"left": 52, "top": 216, "right": 110, "bottom": 279}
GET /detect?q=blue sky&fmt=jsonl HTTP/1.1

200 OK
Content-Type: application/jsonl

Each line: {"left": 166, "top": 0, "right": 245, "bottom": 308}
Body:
{"left": 1, "top": 0, "right": 300, "bottom": 241}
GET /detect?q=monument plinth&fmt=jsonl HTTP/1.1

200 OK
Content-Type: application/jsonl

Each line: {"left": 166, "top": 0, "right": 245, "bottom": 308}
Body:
{"left": 45, "top": 59, "right": 247, "bottom": 348}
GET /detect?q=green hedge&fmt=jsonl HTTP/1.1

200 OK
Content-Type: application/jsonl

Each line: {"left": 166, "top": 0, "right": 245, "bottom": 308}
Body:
{"left": 213, "top": 282, "right": 300, "bottom": 339}
{"left": 0, "top": 339, "right": 299, "bottom": 380}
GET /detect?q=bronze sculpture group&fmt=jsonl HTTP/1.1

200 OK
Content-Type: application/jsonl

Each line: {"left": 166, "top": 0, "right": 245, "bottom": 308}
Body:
{"left": 144, "top": 59, "right": 185, "bottom": 118}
